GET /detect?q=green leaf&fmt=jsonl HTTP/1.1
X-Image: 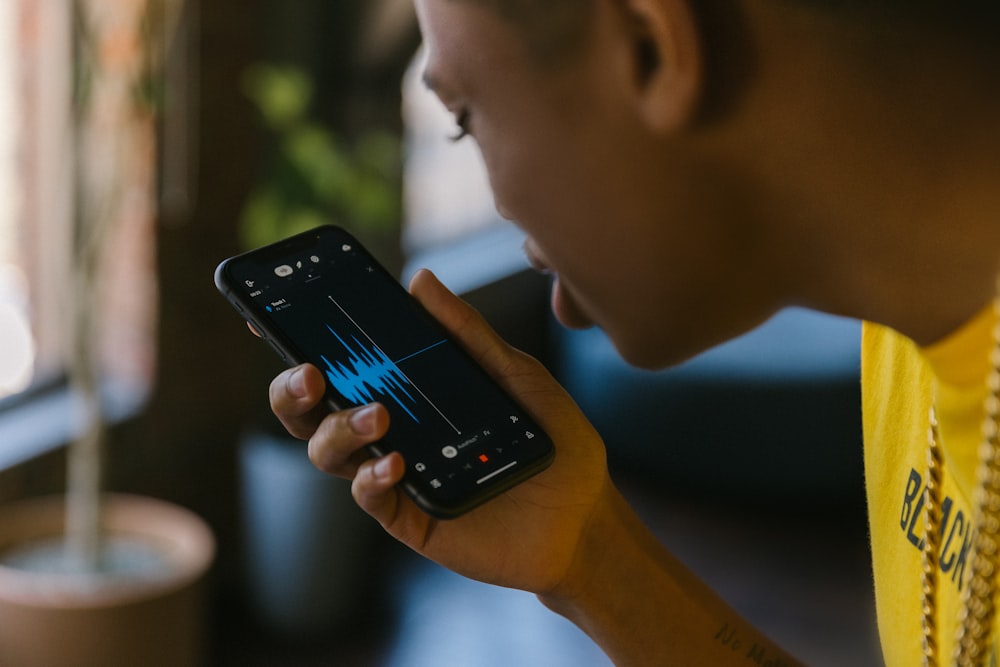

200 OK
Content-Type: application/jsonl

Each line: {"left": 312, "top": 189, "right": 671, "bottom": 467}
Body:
{"left": 242, "top": 64, "right": 312, "bottom": 129}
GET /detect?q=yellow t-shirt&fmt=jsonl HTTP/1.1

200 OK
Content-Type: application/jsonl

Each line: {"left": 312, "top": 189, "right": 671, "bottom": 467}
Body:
{"left": 862, "top": 305, "right": 997, "bottom": 666}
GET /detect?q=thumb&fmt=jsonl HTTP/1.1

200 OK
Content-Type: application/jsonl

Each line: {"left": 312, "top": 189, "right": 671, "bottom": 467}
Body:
{"left": 408, "top": 269, "right": 579, "bottom": 440}
{"left": 407, "top": 269, "right": 524, "bottom": 375}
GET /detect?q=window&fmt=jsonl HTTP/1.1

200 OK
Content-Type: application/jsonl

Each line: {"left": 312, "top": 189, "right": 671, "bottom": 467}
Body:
{"left": 0, "top": 0, "right": 162, "bottom": 467}
{"left": 0, "top": 0, "right": 37, "bottom": 397}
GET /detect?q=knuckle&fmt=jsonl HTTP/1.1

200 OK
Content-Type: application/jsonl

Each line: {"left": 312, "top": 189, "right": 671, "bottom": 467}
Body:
{"left": 305, "top": 411, "right": 369, "bottom": 477}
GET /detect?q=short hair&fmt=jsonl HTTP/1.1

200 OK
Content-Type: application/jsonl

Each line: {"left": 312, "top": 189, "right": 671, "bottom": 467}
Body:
{"left": 448, "top": 0, "right": 749, "bottom": 120}
{"left": 455, "top": 0, "right": 1000, "bottom": 55}
{"left": 450, "top": 0, "right": 594, "bottom": 65}
{"left": 453, "top": 0, "right": 1000, "bottom": 121}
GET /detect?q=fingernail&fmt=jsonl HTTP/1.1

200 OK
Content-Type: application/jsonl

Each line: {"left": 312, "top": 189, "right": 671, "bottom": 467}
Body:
{"left": 288, "top": 367, "right": 308, "bottom": 398}
{"left": 350, "top": 405, "right": 378, "bottom": 436}
{"left": 373, "top": 456, "right": 393, "bottom": 480}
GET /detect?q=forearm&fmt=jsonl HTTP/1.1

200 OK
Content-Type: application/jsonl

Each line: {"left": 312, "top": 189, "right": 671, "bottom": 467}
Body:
{"left": 538, "top": 484, "right": 804, "bottom": 667}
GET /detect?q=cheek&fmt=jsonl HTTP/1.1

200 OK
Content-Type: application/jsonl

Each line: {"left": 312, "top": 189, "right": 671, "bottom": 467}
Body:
{"left": 545, "top": 171, "right": 767, "bottom": 366}
{"left": 477, "top": 113, "right": 768, "bottom": 364}
{"left": 483, "top": 144, "right": 619, "bottom": 265}
{"left": 480, "top": 135, "right": 573, "bottom": 225}
{"left": 476, "top": 93, "right": 608, "bottom": 229}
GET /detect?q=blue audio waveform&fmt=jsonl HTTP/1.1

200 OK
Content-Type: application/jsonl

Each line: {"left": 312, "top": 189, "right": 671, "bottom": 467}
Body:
{"left": 320, "top": 326, "right": 423, "bottom": 422}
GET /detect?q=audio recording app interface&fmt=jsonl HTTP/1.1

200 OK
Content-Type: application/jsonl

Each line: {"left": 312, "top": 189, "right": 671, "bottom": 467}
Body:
{"left": 228, "top": 228, "right": 553, "bottom": 511}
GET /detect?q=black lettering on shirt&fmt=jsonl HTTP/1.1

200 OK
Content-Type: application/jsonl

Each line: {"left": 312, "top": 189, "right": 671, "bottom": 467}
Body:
{"left": 899, "top": 467, "right": 970, "bottom": 592}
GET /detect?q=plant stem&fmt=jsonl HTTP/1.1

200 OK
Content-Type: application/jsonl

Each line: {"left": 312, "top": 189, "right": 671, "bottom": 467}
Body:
{"left": 66, "top": 381, "right": 105, "bottom": 572}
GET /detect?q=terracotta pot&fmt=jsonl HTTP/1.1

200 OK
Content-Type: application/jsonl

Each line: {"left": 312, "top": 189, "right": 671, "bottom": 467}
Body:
{"left": 0, "top": 494, "right": 215, "bottom": 667}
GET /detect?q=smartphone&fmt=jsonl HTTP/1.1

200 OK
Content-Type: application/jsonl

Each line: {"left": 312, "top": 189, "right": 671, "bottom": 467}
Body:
{"left": 215, "top": 225, "right": 555, "bottom": 518}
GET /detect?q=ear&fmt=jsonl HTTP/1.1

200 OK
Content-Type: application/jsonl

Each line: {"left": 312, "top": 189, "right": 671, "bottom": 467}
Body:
{"left": 616, "top": 0, "right": 704, "bottom": 132}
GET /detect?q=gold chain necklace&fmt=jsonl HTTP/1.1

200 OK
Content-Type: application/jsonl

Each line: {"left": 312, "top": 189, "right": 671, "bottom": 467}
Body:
{"left": 922, "top": 275, "right": 1000, "bottom": 667}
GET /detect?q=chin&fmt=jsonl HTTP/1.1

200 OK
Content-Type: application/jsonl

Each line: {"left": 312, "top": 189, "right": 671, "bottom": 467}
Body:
{"left": 607, "top": 333, "right": 703, "bottom": 371}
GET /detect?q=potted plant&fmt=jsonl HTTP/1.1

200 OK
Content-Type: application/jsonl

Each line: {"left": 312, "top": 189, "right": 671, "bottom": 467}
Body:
{"left": 0, "top": 1, "right": 214, "bottom": 665}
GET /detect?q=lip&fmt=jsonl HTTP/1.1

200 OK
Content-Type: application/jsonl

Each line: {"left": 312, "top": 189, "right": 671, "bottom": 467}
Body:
{"left": 550, "top": 276, "right": 594, "bottom": 330}
{"left": 522, "top": 240, "right": 553, "bottom": 276}
{"left": 523, "top": 240, "right": 593, "bottom": 329}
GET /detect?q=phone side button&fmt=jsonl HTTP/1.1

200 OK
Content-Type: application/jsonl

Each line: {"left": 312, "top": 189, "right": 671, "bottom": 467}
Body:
{"left": 264, "top": 339, "right": 291, "bottom": 364}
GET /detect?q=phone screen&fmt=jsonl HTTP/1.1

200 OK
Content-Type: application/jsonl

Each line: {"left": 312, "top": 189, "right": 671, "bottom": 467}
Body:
{"left": 215, "top": 226, "right": 555, "bottom": 518}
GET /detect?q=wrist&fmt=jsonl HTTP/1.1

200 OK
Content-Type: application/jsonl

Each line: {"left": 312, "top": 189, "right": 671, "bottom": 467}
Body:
{"left": 536, "top": 480, "right": 635, "bottom": 612}
{"left": 536, "top": 481, "right": 803, "bottom": 667}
